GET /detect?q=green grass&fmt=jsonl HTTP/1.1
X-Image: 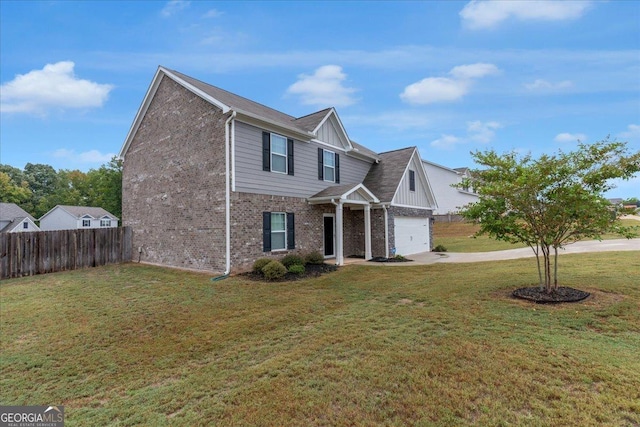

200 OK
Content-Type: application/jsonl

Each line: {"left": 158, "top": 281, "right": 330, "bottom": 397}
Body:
{"left": 2, "top": 254, "right": 640, "bottom": 426}
{"left": 434, "top": 219, "right": 640, "bottom": 252}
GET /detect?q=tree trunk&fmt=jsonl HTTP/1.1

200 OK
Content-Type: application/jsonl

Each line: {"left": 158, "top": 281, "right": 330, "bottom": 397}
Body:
{"left": 553, "top": 246, "right": 559, "bottom": 290}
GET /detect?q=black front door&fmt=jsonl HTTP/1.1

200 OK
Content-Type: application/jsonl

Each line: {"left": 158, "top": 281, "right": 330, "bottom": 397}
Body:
{"left": 323, "top": 216, "right": 335, "bottom": 257}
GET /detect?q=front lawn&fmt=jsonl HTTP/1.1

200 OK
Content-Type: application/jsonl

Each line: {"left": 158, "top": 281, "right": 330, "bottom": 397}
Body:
{"left": 2, "top": 254, "right": 639, "bottom": 426}
{"left": 433, "top": 219, "right": 640, "bottom": 252}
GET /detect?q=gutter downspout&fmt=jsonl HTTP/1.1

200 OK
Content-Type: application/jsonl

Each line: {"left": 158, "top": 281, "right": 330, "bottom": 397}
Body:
{"left": 382, "top": 204, "right": 389, "bottom": 259}
{"left": 224, "top": 111, "right": 236, "bottom": 274}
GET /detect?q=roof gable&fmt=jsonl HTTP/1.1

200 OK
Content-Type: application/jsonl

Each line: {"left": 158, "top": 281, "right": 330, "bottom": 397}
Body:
{"left": 363, "top": 147, "right": 435, "bottom": 207}
{"left": 0, "top": 203, "right": 35, "bottom": 222}
{"left": 40, "top": 205, "right": 118, "bottom": 221}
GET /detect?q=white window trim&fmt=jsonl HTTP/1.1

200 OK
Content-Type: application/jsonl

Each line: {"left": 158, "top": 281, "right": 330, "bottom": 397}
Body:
{"left": 409, "top": 169, "right": 416, "bottom": 192}
{"left": 100, "top": 219, "right": 111, "bottom": 227}
{"left": 82, "top": 219, "right": 91, "bottom": 227}
{"left": 271, "top": 212, "right": 287, "bottom": 251}
{"left": 270, "top": 133, "right": 288, "bottom": 175}
{"left": 323, "top": 149, "right": 336, "bottom": 183}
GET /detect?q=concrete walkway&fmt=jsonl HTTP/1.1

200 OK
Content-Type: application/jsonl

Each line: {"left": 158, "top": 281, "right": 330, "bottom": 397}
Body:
{"left": 353, "top": 238, "right": 640, "bottom": 266}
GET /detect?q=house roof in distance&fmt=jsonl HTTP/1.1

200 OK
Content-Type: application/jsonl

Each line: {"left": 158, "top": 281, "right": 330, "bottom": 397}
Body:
{"left": 0, "top": 202, "right": 36, "bottom": 222}
{"left": 40, "top": 205, "right": 118, "bottom": 221}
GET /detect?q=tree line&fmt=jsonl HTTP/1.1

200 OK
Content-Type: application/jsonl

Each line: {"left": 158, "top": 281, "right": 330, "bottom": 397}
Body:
{"left": 0, "top": 157, "right": 122, "bottom": 220}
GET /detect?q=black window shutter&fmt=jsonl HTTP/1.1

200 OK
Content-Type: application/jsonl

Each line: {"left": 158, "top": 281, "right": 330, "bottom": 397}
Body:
{"left": 286, "top": 212, "right": 295, "bottom": 250}
{"left": 335, "top": 153, "right": 340, "bottom": 184}
{"left": 287, "top": 139, "right": 294, "bottom": 176}
{"left": 409, "top": 170, "right": 415, "bottom": 191}
{"left": 318, "top": 148, "right": 324, "bottom": 180}
{"left": 263, "top": 212, "right": 271, "bottom": 252}
{"left": 262, "top": 132, "right": 270, "bottom": 171}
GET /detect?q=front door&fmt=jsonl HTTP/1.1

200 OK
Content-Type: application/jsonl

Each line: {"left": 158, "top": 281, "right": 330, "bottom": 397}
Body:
{"left": 323, "top": 214, "right": 335, "bottom": 257}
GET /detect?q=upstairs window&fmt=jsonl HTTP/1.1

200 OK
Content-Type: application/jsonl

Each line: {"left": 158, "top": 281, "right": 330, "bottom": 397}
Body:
{"left": 100, "top": 219, "right": 111, "bottom": 227}
{"left": 409, "top": 170, "right": 416, "bottom": 192}
{"left": 263, "top": 132, "right": 294, "bottom": 175}
{"left": 23, "top": 221, "right": 29, "bottom": 229}
{"left": 323, "top": 150, "right": 336, "bottom": 182}
{"left": 317, "top": 148, "right": 340, "bottom": 183}
{"left": 82, "top": 219, "right": 91, "bottom": 227}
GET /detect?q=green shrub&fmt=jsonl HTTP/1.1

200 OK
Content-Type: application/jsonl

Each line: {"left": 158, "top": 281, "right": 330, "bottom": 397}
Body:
{"left": 433, "top": 245, "right": 447, "bottom": 252}
{"left": 287, "top": 264, "right": 305, "bottom": 275}
{"left": 262, "top": 260, "right": 287, "bottom": 280}
{"left": 305, "top": 251, "right": 325, "bottom": 265}
{"left": 394, "top": 254, "right": 408, "bottom": 261}
{"left": 252, "top": 258, "right": 272, "bottom": 273}
{"left": 281, "top": 254, "right": 304, "bottom": 268}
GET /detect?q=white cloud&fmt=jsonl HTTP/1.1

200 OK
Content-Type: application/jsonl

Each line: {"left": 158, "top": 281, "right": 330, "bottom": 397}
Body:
{"left": 618, "top": 124, "right": 640, "bottom": 140}
{"left": 468, "top": 120, "right": 501, "bottom": 143}
{"left": 286, "top": 65, "right": 357, "bottom": 107}
{"left": 525, "top": 79, "right": 573, "bottom": 91}
{"left": 161, "top": 0, "right": 190, "bottom": 17}
{"left": 400, "top": 77, "right": 469, "bottom": 105}
{"left": 554, "top": 132, "right": 587, "bottom": 143}
{"left": 431, "top": 120, "right": 502, "bottom": 149}
{"left": 449, "top": 63, "right": 500, "bottom": 80}
{"left": 431, "top": 134, "right": 461, "bottom": 150}
{"left": 401, "top": 63, "right": 499, "bottom": 105}
{"left": 202, "top": 9, "right": 222, "bottom": 18}
{"left": 0, "top": 62, "right": 113, "bottom": 115}
{"left": 53, "top": 149, "right": 115, "bottom": 164}
{"left": 460, "top": 0, "right": 593, "bottom": 29}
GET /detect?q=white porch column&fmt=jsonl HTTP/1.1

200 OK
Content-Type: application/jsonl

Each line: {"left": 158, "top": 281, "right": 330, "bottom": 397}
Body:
{"left": 335, "top": 201, "right": 344, "bottom": 265}
{"left": 364, "top": 204, "right": 372, "bottom": 260}
{"left": 383, "top": 205, "right": 389, "bottom": 259}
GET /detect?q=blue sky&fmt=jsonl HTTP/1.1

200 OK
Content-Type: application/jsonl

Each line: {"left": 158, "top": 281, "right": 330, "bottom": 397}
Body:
{"left": 1, "top": 0, "right": 639, "bottom": 197}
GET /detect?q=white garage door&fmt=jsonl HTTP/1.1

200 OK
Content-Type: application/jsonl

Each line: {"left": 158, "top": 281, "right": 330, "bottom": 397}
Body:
{"left": 394, "top": 216, "right": 430, "bottom": 256}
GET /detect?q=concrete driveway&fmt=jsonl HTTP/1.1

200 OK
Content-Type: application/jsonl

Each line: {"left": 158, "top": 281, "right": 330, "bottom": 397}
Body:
{"left": 370, "top": 238, "right": 640, "bottom": 266}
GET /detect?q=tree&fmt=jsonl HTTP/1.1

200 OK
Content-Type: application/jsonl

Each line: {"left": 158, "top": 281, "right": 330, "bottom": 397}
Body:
{"left": 459, "top": 140, "right": 640, "bottom": 294}
{"left": 85, "top": 157, "right": 122, "bottom": 219}
{"left": 0, "top": 172, "right": 32, "bottom": 204}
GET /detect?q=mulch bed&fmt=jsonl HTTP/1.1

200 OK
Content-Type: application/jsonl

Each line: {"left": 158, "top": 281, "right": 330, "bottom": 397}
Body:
{"left": 368, "top": 257, "right": 413, "bottom": 263}
{"left": 240, "top": 263, "right": 338, "bottom": 282}
{"left": 512, "top": 286, "right": 591, "bottom": 304}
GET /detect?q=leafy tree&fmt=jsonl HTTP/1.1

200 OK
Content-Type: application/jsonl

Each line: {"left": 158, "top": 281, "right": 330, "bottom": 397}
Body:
{"left": 459, "top": 140, "right": 640, "bottom": 294}
{"left": 0, "top": 172, "right": 32, "bottom": 204}
{"left": 85, "top": 157, "right": 122, "bottom": 219}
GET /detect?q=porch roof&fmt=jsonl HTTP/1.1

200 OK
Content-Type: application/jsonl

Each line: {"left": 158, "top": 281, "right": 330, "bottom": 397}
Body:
{"left": 308, "top": 183, "right": 379, "bottom": 205}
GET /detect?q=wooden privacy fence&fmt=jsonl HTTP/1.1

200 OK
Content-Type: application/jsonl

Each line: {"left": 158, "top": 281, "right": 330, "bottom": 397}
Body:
{"left": 0, "top": 227, "right": 133, "bottom": 280}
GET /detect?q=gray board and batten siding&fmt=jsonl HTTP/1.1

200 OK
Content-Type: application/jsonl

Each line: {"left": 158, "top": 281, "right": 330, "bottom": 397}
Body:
{"left": 234, "top": 121, "right": 374, "bottom": 198}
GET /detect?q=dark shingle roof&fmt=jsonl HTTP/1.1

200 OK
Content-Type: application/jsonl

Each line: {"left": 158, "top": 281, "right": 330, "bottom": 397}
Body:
{"left": 293, "top": 108, "right": 333, "bottom": 132}
{"left": 363, "top": 147, "right": 416, "bottom": 203}
{"left": 0, "top": 216, "right": 31, "bottom": 233}
{"left": 0, "top": 203, "right": 35, "bottom": 222}
{"left": 310, "top": 183, "right": 364, "bottom": 199}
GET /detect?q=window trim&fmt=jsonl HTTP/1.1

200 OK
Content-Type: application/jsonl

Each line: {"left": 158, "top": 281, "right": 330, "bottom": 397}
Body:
{"left": 270, "top": 212, "right": 287, "bottom": 251}
{"left": 82, "top": 219, "right": 91, "bottom": 227}
{"left": 23, "top": 221, "right": 29, "bottom": 229}
{"left": 323, "top": 149, "right": 336, "bottom": 183}
{"left": 270, "top": 133, "right": 288, "bottom": 175}
{"left": 409, "top": 169, "right": 416, "bottom": 192}
{"left": 100, "top": 219, "right": 111, "bottom": 227}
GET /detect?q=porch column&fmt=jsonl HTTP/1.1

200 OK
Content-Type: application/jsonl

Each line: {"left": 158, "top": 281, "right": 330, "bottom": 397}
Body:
{"left": 335, "top": 201, "right": 344, "bottom": 265}
{"left": 364, "top": 204, "right": 372, "bottom": 260}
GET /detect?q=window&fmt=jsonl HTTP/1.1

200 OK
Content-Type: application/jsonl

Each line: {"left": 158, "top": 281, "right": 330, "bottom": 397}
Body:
{"left": 23, "top": 221, "right": 28, "bottom": 229}
{"left": 317, "top": 148, "right": 340, "bottom": 183}
{"left": 323, "top": 150, "right": 336, "bottom": 182}
{"left": 409, "top": 169, "right": 416, "bottom": 192}
{"left": 262, "top": 132, "right": 294, "bottom": 175}
{"left": 100, "top": 219, "right": 110, "bottom": 227}
{"left": 82, "top": 219, "right": 91, "bottom": 227}
{"left": 263, "top": 212, "right": 295, "bottom": 252}
{"left": 271, "top": 213, "right": 286, "bottom": 250}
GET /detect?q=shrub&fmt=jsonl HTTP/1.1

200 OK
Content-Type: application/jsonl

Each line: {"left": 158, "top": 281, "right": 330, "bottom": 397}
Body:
{"left": 262, "top": 260, "right": 287, "bottom": 280}
{"left": 305, "top": 251, "right": 325, "bottom": 265}
{"left": 281, "top": 254, "right": 304, "bottom": 268}
{"left": 287, "top": 264, "right": 305, "bottom": 275}
{"left": 394, "top": 254, "right": 407, "bottom": 261}
{"left": 253, "top": 258, "right": 273, "bottom": 273}
{"left": 433, "top": 244, "right": 447, "bottom": 252}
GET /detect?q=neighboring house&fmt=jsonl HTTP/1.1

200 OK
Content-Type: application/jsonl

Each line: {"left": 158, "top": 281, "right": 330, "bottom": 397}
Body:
{"left": 0, "top": 202, "right": 40, "bottom": 233}
{"left": 422, "top": 161, "right": 479, "bottom": 216}
{"left": 119, "top": 66, "right": 436, "bottom": 273}
{"left": 39, "top": 205, "right": 119, "bottom": 231}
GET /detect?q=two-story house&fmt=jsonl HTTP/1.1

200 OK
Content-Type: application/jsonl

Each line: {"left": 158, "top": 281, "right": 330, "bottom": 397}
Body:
{"left": 119, "top": 67, "right": 436, "bottom": 274}
{"left": 422, "top": 161, "right": 479, "bottom": 218}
